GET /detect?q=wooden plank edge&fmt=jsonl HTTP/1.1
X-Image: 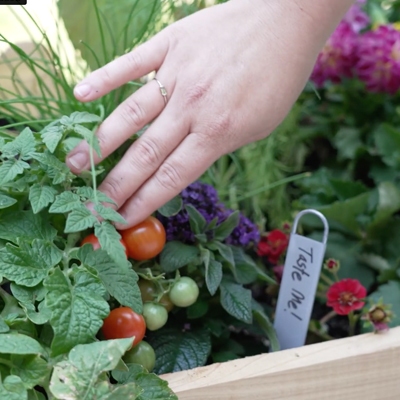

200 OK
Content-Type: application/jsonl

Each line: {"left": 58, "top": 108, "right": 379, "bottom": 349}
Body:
{"left": 161, "top": 326, "right": 400, "bottom": 400}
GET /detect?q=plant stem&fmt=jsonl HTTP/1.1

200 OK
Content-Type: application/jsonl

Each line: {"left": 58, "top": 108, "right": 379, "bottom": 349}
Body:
{"left": 320, "top": 273, "right": 335, "bottom": 286}
{"left": 320, "top": 310, "right": 337, "bottom": 325}
{"left": 89, "top": 105, "right": 105, "bottom": 205}
{"left": 348, "top": 310, "right": 359, "bottom": 337}
{"left": 0, "top": 357, "right": 13, "bottom": 368}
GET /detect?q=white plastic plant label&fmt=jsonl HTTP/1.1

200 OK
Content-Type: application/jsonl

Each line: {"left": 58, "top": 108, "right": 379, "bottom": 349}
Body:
{"left": 274, "top": 209, "right": 329, "bottom": 350}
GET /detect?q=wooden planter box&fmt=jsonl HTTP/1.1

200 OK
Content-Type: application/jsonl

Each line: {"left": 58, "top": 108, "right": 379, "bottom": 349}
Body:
{"left": 162, "top": 326, "right": 400, "bottom": 400}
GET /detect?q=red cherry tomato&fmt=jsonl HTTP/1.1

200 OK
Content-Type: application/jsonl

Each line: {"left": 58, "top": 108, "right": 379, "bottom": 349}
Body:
{"left": 119, "top": 216, "right": 166, "bottom": 260}
{"left": 81, "top": 233, "right": 128, "bottom": 258}
{"left": 102, "top": 307, "right": 146, "bottom": 347}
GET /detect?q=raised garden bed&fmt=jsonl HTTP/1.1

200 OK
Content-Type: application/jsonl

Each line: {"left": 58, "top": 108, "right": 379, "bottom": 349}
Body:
{"left": 163, "top": 327, "right": 400, "bottom": 400}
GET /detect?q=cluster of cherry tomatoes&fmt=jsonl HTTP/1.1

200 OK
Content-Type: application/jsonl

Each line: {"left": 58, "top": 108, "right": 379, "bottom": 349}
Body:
{"left": 80, "top": 215, "right": 200, "bottom": 371}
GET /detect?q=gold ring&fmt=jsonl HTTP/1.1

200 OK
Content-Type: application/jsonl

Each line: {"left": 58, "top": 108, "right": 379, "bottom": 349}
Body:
{"left": 154, "top": 78, "right": 168, "bottom": 105}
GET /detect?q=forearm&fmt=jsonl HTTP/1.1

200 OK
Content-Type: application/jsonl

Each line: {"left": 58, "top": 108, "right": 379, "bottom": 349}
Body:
{"left": 291, "top": 0, "right": 356, "bottom": 47}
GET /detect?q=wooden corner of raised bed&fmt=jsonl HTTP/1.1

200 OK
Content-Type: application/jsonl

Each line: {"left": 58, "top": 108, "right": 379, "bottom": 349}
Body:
{"left": 162, "top": 326, "right": 400, "bottom": 400}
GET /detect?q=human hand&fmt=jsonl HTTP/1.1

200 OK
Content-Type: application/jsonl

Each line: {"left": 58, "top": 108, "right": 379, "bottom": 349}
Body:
{"left": 66, "top": 0, "right": 352, "bottom": 228}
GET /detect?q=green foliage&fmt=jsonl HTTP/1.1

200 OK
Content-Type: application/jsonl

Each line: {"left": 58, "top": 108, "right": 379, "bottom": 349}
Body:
{"left": 149, "top": 328, "right": 211, "bottom": 374}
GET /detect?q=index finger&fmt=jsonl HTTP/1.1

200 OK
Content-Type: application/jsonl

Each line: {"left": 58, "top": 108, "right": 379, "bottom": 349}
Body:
{"left": 74, "top": 33, "right": 169, "bottom": 101}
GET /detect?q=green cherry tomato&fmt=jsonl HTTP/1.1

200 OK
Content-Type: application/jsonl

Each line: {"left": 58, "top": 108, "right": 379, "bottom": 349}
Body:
{"left": 159, "top": 293, "right": 174, "bottom": 313}
{"left": 138, "top": 280, "right": 157, "bottom": 303}
{"left": 123, "top": 341, "right": 156, "bottom": 372}
{"left": 169, "top": 277, "right": 199, "bottom": 308}
{"left": 138, "top": 280, "right": 174, "bottom": 312}
{"left": 142, "top": 302, "right": 168, "bottom": 331}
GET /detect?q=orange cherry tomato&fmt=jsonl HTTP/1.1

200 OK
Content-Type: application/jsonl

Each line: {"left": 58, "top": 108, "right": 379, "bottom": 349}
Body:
{"left": 81, "top": 233, "right": 128, "bottom": 258}
{"left": 101, "top": 307, "right": 146, "bottom": 347}
{"left": 119, "top": 216, "right": 166, "bottom": 260}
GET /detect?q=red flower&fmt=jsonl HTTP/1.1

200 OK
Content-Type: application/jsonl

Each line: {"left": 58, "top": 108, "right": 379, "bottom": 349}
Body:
{"left": 257, "top": 229, "right": 289, "bottom": 264}
{"left": 327, "top": 279, "right": 367, "bottom": 315}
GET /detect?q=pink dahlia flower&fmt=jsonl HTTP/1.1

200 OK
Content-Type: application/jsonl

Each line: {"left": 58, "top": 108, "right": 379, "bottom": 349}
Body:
{"left": 311, "top": 21, "right": 359, "bottom": 87}
{"left": 356, "top": 25, "right": 400, "bottom": 94}
{"left": 343, "top": 2, "right": 370, "bottom": 33}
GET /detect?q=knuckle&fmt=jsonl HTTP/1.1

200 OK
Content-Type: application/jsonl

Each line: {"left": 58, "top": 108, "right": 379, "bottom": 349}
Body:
{"left": 199, "top": 113, "right": 233, "bottom": 144}
{"left": 126, "top": 49, "right": 143, "bottom": 72}
{"left": 208, "top": 113, "right": 232, "bottom": 135}
{"left": 121, "top": 98, "right": 146, "bottom": 128}
{"left": 100, "top": 177, "right": 124, "bottom": 205}
{"left": 133, "top": 137, "right": 162, "bottom": 169}
{"left": 99, "top": 65, "right": 113, "bottom": 87}
{"left": 156, "top": 161, "right": 182, "bottom": 192}
{"left": 183, "top": 82, "right": 210, "bottom": 107}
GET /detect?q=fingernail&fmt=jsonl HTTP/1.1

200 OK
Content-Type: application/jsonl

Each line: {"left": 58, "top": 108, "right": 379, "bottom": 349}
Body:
{"left": 68, "top": 152, "right": 88, "bottom": 170}
{"left": 74, "top": 83, "right": 91, "bottom": 98}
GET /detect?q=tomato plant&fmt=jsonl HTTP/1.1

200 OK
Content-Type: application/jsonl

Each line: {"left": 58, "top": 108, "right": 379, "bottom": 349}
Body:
{"left": 169, "top": 277, "right": 199, "bottom": 308}
{"left": 119, "top": 216, "right": 166, "bottom": 260}
{"left": 142, "top": 302, "right": 168, "bottom": 331}
{"left": 159, "top": 293, "right": 174, "bottom": 312}
{"left": 81, "top": 233, "right": 128, "bottom": 257}
{"left": 101, "top": 307, "right": 146, "bottom": 346}
{"left": 123, "top": 341, "right": 156, "bottom": 372}
{"left": 138, "top": 280, "right": 174, "bottom": 312}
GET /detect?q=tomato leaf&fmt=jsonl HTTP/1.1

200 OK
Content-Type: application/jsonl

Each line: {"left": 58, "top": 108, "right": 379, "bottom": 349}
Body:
{"left": 29, "top": 184, "right": 57, "bottom": 214}
{"left": 0, "top": 316, "right": 10, "bottom": 333}
{"left": 73, "top": 124, "right": 102, "bottom": 158}
{"left": 2, "top": 127, "right": 36, "bottom": 160}
{"left": 94, "top": 221, "right": 130, "bottom": 269}
{"left": 10, "top": 354, "right": 50, "bottom": 389}
{"left": 65, "top": 206, "right": 98, "bottom": 233}
{"left": 0, "top": 193, "right": 17, "bottom": 209}
{"left": 10, "top": 283, "right": 50, "bottom": 325}
{"left": 94, "top": 204, "right": 127, "bottom": 225}
{"left": 0, "top": 240, "right": 62, "bottom": 287}
{"left": 160, "top": 241, "right": 200, "bottom": 273}
{"left": 76, "top": 187, "right": 116, "bottom": 205}
{"left": 40, "top": 125, "right": 64, "bottom": 153}
{"left": 78, "top": 245, "right": 142, "bottom": 313}
{"left": 213, "top": 211, "right": 240, "bottom": 241}
{"left": 0, "top": 211, "right": 57, "bottom": 244}
{"left": 50, "top": 338, "right": 139, "bottom": 400}
{"left": 0, "top": 159, "right": 30, "bottom": 185}
{"left": 112, "top": 364, "right": 178, "bottom": 400}
{"left": 49, "top": 192, "right": 82, "bottom": 213}
{"left": 0, "top": 375, "right": 28, "bottom": 400}
{"left": 157, "top": 196, "right": 183, "bottom": 217}
{"left": 44, "top": 267, "right": 110, "bottom": 357}
{"left": 219, "top": 279, "right": 252, "bottom": 324}
{"left": 0, "top": 333, "right": 43, "bottom": 355}
{"left": 69, "top": 111, "right": 101, "bottom": 124}
{"left": 149, "top": 328, "right": 211, "bottom": 374}
{"left": 32, "top": 151, "right": 75, "bottom": 185}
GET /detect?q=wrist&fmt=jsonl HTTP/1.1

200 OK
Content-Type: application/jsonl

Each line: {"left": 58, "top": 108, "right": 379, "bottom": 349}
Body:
{"left": 290, "top": 0, "right": 356, "bottom": 47}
